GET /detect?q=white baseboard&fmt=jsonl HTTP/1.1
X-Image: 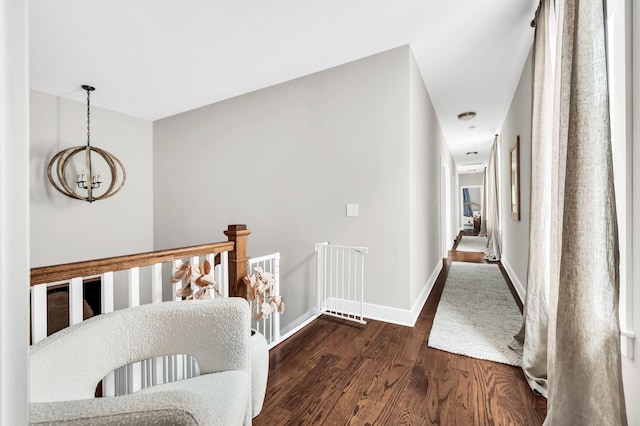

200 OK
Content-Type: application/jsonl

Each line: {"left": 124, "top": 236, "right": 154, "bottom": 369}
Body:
{"left": 276, "top": 310, "right": 319, "bottom": 347}
{"left": 320, "top": 261, "right": 443, "bottom": 328}
{"left": 272, "top": 262, "right": 443, "bottom": 350}
{"left": 410, "top": 261, "right": 443, "bottom": 325}
{"left": 360, "top": 302, "right": 415, "bottom": 327}
{"left": 500, "top": 255, "right": 525, "bottom": 303}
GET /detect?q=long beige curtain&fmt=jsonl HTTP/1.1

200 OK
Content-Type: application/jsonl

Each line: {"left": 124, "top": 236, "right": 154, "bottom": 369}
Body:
{"left": 479, "top": 169, "right": 487, "bottom": 237}
{"left": 512, "top": 0, "right": 556, "bottom": 397}
{"left": 484, "top": 137, "right": 501, "bottom": 260}
{"left": 514, "top": 1, "right": 627, "bottom": 424}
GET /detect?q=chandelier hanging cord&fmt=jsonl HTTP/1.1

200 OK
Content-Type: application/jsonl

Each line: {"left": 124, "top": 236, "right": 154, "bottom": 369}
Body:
{"left": 82, "top": 85, "right": 95, "bottom": 147}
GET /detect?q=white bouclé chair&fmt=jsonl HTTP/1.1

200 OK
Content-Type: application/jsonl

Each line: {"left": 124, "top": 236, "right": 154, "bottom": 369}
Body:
{"left": 29, "top": 298, "right": 268, "bottom": 425}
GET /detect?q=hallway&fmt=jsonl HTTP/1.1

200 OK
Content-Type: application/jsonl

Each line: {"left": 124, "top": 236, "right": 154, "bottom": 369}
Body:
{"left": 253, "top": 243, "right": 545, "bottom": 425}
{"left": 451, "top": 231, "right": 523, "bottom": 312}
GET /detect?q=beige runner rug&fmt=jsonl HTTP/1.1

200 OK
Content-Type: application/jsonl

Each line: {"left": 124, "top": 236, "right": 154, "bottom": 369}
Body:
{"left": 455, "top": 235, "right": 487, "bottom": 252}
{"left": 427, "top": 261, "right": 522, "bottom": 366}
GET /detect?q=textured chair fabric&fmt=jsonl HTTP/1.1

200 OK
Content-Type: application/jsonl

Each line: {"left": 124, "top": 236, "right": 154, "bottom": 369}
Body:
{"left": 29, "top": 298, "right": 255, "bottom": 425}
{"left": 250, "top": 330, "right": 269, "bottom": 417}
{"left": 29, "top": 372, "right": 249, "bottom": 425}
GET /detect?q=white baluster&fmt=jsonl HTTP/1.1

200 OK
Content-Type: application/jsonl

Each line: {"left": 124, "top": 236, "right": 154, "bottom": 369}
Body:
{"left": 69, "top": 277, "right": 83, "bottom": 325}
{"left": 163, "top": 355, "right": 169, "bottom": 384}
{"left": 206, "top": 253, "right": 218, "bottom": 299}
{"left": 169, "top": 355, "right": 175, "bottom": 382}
{"left": 151, "top": 264, "right": 164, "bottom": 385}
{"left": 174, "top": 353, "right": 183, "bottom": 381}
{"left": 101, "top": 272, "right": 114, "bottom": 314}
{"left": 152, "top": 357, "right": 163, "bottom": 386}
{"left": 273, "top": 253, "right": 281, "bottom": 343}
{"left": 99, "top": 272, "right": 116, "bottom": 396}
{"left": 220, "top": 251, "right": 229, "bottom": 298}
{"left": 127, "top": 267, "right": 141, "bottom": 392}
{"left": 186, "top": 355, "right": 192, "bottom": 379}
{"left": 31, "top": 284, "right": 48, "bottom": 343}
{"left": 173, "top": 260, "right": 182, "bottom": 301}
{"left": 151, "top": 263, "right": 162, "bottom": 304}
{"left": 185, "top": 257, "right": 199, "bottom": 378}
{"left": 128, "top": 267, "right": 140, "bottom": 307}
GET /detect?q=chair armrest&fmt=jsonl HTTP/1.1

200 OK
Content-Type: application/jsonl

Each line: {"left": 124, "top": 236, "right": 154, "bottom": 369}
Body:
{"left": 30, "top": 391, "right": 206, "bottom": 425}
{"left": 30, "top": 371, "right": 251, "bottom": 425}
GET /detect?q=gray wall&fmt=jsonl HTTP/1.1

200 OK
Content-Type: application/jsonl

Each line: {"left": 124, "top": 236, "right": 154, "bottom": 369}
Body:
{"left": 154, "top": 46, "right": 452, "bottom": 328}
{"left": 458, "top": 172, "right": 483, "bottom": 187}
{"left": 498, "top": 49, "right": 532, "bottom": 299}
{"left": 30, "top": 91, "right": 154, "bottom": 267}
{"left": 409, "top": 50, "right": 453, "bottom": 309}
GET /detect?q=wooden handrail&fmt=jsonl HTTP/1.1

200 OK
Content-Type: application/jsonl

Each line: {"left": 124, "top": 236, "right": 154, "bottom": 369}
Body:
{"left": 31, "top": 241, "right": 235, "bottom": 286}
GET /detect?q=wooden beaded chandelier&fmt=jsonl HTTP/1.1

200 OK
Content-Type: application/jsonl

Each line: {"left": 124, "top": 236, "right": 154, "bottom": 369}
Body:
{"left": 47, "top": 85, "right": 126, "bottom": 203}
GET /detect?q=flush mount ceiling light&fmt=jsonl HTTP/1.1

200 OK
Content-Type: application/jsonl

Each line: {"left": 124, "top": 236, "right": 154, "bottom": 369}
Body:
{"left": 457, "top": 111, "right": 477, "bottom": 121}
{"left": 47, "top": 85, "right": 126, "bottom": 203}
{"left": 466, "top": 151, "right": 478, "bottom": 156}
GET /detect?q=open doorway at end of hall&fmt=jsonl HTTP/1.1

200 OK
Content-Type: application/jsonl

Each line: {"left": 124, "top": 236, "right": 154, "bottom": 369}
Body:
{"left": 460, "top": 184, "right": 482, "bottom": 236}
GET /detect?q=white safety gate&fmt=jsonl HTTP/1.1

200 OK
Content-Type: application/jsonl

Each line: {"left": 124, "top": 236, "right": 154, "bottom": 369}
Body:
{"left": 315, "top": 243, "right": 368, "bottom": 325}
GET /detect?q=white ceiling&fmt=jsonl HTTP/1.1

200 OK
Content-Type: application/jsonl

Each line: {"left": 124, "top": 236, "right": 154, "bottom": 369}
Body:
{"left": 30, "top": 0, "right": 537, "bottom": 173}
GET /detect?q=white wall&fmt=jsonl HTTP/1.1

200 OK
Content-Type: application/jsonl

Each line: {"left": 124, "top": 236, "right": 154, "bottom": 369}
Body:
{"left": 30, "top": 91, "right": 154, "bottom": 267}
{"left": 458, "top": 172, "right": 483, "bottom": 187}
{"left": 408, "top": 49, "right": 452, "bottom": 312}
{"left": 154, "top": 45, "right": 451, "bottom": 328}
{"left": 623, "top": 1, "right": 640, "bottom": 423}
{"left": 498, "top": 49, "right": 533, "bottom": 299}
{"left": 0, "top": 0, "right": 29, "bottom": 423}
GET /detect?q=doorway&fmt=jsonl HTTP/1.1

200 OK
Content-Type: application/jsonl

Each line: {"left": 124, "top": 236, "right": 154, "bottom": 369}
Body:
{"left": 460, "top": 185, "right": 482, "bottom": 235}
{"left": 441, "top": 160, "right": 452, "bottom": 258}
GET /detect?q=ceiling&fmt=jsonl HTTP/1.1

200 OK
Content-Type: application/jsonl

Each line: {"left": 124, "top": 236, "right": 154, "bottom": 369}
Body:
{"left": 30, "top": 0, "right": 537, "bottom": 174}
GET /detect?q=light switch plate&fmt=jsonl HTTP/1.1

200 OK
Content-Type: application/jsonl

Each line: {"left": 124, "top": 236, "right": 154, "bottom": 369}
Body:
{"left": 346, "top": 203, "right": 359, "bottom": 217}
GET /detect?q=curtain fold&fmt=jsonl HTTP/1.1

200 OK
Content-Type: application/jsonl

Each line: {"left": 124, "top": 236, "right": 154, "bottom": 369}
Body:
{"left": 516, "top": 1, "right": 627, "bottom": 424}
{"left": 484, "top": 137, "right": 501, "bottom": 261}
{"left": 512, "top": 0, "right": 556, "bottom": 397}
{"left": 479, "top": 170, "right": 488, "bottom": 237}
{"left": 546, "top": 0, "right": 626, "bottom": 423}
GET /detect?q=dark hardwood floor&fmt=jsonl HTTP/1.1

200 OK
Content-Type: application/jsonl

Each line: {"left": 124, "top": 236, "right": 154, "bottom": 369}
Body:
{"left": 254, "top": 236, "right": 547, "bottom": 425}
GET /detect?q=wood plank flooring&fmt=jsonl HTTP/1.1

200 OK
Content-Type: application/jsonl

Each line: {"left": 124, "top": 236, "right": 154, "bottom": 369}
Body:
{"left": 254, "top": 239, "right": 547, "bottom": 425}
